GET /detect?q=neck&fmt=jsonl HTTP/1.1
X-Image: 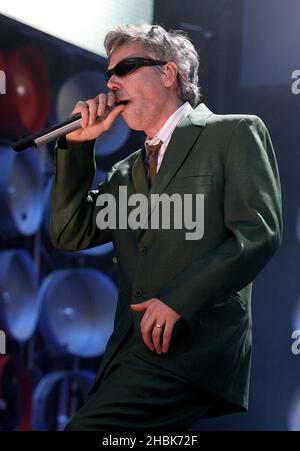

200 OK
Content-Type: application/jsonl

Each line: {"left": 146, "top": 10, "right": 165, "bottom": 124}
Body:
{"left": 145, "top": 98, "right": 184, "bottom": 139}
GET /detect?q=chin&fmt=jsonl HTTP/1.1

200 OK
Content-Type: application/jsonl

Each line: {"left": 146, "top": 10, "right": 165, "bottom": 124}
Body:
{"left": 121, "top": 112, "right": 144, "bottom": 132}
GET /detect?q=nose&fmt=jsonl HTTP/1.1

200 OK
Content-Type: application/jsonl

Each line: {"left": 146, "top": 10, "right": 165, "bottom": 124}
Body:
{"left": 106, "top": 74, "right": 122, "bottom": 91}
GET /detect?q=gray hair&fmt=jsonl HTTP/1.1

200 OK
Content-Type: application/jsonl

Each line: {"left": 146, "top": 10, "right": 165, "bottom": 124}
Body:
{"left": 104, "top": 23, "right": 201, "bottom": 107}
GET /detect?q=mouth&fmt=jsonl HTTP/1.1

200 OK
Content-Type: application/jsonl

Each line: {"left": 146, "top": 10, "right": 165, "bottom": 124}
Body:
{"left": 115, "top": 99, "right": 129, "bottom": 106}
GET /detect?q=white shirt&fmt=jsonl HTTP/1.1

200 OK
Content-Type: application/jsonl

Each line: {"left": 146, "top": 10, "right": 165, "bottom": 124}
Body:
{"left": 145, "top": 101, "right": 194, "bottom": 173}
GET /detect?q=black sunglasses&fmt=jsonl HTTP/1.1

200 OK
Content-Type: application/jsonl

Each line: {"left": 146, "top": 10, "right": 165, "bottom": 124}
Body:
{"left": 105, "top": 57, "right": 167, "bottom": 83}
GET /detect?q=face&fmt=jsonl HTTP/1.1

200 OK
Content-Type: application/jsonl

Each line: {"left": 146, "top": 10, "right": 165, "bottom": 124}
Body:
{"left": 106, "top": 43, "right": 180, "bottom": 137}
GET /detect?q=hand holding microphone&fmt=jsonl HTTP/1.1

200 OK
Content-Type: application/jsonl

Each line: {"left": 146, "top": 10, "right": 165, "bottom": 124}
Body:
{"left": 12, "top": 91, "right": 127, "bottom": 151}
{"left": 66, "top": 91, "right": 126, "bottom": 146}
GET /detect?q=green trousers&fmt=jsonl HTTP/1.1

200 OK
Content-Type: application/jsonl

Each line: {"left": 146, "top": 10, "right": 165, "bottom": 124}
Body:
{"left": 65, "top": 327, "right": 223, "bottom": 431}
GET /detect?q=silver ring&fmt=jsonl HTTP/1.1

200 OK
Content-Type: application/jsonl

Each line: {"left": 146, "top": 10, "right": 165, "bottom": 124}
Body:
{"left": 155, "top": 324, "right": 162, "bottom": 328}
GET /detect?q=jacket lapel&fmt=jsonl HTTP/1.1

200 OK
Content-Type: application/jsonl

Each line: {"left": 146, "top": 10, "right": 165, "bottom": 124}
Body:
{"left": 150, "top": 103, "right": 213, "bottom": 194}
{"left": 136, "top": 103, "right": 214, "bottom": 240}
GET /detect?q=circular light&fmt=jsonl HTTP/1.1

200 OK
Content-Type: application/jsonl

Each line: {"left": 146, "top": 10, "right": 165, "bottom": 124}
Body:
{"left": 0, "top": 147, "right": 43, "bottom": 237}
{"left": 38, "top": 268, "right": 117, "bottom": 358}
{"left": 0, "top": 249, "right": 39, "bottom": 342}
{"left": 0, "top": 45, "right": 50, "bottom": 135}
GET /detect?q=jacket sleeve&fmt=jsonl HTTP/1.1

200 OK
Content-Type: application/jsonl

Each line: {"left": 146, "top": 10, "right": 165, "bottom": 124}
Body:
{"left": 50, "top": 139, "right": 113, "bottom": 251}
{"left": 156, "top": 116, "right": 283, "bottom": 322}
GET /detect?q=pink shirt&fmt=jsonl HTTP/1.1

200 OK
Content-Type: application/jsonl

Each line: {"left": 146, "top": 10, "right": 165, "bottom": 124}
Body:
{"left": 145, "top": 101, "right": 193, "bottom": 173}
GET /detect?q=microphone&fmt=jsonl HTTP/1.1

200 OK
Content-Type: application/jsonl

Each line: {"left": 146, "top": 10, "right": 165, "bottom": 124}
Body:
{"left": 12, "top": 101, "right": 127, "bottom": 152}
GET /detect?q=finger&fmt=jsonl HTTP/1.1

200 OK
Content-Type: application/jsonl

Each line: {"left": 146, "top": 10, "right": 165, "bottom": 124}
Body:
{"left": 139, "top": 305, "right": 155, "bottom": 330}
{"left": 85, "top": 98, "right": 98, "bottom": 126}
{"left": 140, "top": 316, "right": 155, "bottom": 351}
{"left": 139, "top": 301, "right": 157, "bottom": 327}
{"left": 139, "top": 309, "right": 149, "bottom": 330}
{"left": 152, "top": 323, "right": 164, "bottom": 354}
{"left": 107, "top": 91, "right": 116, "bottom": 107}
{"left": 96, "top": 93, "right": 108, "bottom": 117}
{"left": 72, "top": 100, "right": 89, "bottom": 128}
{"left": 162, "top": 321, "right": 173, "bottom": 353}
{"left": 130, "top": 302, "right": 148, "bottom": 311}
{"left": 101, "top": 103, "right": 126, "bottom": 132}
{"left": 131, "top": 299, "right": 153, "bottom": 310}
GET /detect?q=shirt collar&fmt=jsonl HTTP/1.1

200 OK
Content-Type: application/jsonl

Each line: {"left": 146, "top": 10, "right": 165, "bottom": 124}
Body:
{"left": 145, "top": 101, "right": 193, "bottom": 147}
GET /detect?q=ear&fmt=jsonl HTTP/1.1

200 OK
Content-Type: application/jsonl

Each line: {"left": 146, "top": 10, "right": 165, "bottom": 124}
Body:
{"left": 162, "top": 61, "right": 178, "bottom": 88}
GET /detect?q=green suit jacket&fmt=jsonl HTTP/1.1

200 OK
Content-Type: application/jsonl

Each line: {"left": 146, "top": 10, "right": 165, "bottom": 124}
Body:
{"left": 50, "top": 103, "right": 282, "bottom": 411}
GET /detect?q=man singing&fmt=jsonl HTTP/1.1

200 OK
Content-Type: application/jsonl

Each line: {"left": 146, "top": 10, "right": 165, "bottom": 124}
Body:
{"left": 50, "top": 24, "right": 282, "bottom": 430}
